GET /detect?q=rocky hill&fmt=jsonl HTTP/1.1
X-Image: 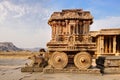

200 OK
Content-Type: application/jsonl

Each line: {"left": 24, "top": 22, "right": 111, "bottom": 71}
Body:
{"left": 0, "top": 42, "right": 22, "bottom": 51}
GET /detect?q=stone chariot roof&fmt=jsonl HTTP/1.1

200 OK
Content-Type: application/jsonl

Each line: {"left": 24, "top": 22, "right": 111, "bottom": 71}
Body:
{"left": 48, "top": 9, "right": 93, "bottom": 22}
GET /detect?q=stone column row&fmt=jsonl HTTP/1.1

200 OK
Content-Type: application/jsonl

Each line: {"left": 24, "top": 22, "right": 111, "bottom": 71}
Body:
{"left": 52, "top": 21, "right": 65, "bottom": 35}
{"left": 104, "top": 36, "right": 116, "bottom": 54}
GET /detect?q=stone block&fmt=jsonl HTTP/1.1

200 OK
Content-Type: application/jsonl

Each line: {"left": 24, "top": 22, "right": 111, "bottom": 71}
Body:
{"left": 104, "top": 68, "right": 120, "bottom": 74}
{"left": 33, "top": 68, "right": 43, "bottom": 72}
{"left": 21, "top": 67, "right": 43, "bottom": 72}
{"left": 43, "top": 68, "right": 100, "bottom": 74}
{"left": 21, "top": 67, "right": 34, "bottom": 72}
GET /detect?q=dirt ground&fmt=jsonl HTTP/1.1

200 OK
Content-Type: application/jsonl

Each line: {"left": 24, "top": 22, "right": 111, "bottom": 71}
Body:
{"left": 0, "top": 56, "right": 120, "bottom": 80}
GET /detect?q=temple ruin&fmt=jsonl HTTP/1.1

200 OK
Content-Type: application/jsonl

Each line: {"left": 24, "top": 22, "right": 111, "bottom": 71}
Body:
{"left": 47, "top": 9, "right": 120, "bottom": 57}
{"left": 22, "top": 9, "right": 120, "bottom": 74}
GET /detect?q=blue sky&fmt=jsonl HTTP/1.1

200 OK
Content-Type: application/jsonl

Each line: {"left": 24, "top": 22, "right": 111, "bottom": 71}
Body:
{"left": 0, "top": 0, "right": 120, "bottom": 48}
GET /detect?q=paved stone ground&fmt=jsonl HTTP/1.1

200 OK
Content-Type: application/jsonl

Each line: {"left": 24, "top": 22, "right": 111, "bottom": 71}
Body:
{"left": 0, "top": 58, "right": 120, "bottom": 80}
{"left": 1, "top": 67, "right": 120, "bottom": 80}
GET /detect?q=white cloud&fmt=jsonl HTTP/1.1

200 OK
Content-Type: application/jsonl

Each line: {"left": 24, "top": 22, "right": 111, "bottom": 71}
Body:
{"left": 0, "top": 0, "right": 51, "bottom": 22}
{"left": 0, "top": 0, "right": 53, "bottom": 48}
{"left": 0, "top": 0, "right": 27, "bottom": 23}
{"left": 4, "top": 1, "right": 26, "bottom": 17}
{"left": 0, "top": 9, "right": 7, "bottom": 23}
{"left": 90, "top": 16, "right": 120, "bottom": 31}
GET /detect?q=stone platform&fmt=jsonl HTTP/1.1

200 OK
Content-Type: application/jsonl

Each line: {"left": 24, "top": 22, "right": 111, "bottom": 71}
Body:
{"left": 43, "top": 68, "right": 100, "bottom": 74}
{"left": 21, "top": 67, "right": 43, "bottom": 72}
{"left": 21, "top": 67, "right": 100, "bottom": 74}
{"left": 104, "top": 68, "right": 120, "bottom": 74}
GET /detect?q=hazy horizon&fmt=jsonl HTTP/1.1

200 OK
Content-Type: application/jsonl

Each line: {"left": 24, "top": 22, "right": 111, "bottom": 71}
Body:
{"left": 0, "top": 0, "right": 120, "bottom": 48}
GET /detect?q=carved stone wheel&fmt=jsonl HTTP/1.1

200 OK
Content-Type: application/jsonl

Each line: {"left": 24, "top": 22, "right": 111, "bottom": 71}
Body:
{"left": 50, "top": 52, "right": 68, "bottom": 69}
{"left": 74, "top": 52, "right": 92, "bottom": 69}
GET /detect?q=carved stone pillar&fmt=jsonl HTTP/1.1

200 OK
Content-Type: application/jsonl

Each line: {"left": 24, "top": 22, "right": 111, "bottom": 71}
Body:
{"left": 51, "top": 24, "right": 54, "bottom": 36}
{"left": 65, "top": 20, "right": 69, "bottom": 35}
{"left": 61, "top": 21, "right": 65, "bottom": 35}
{"left": 113, "top": 36, "right": 116, "bottom": 54}
{"left": 75, "top": 24, "right": 78, "bottom": 35}
{"left": 52, "top": 26, "right": 54, "bottom": 37}
{"left": 84, "top": 21, "right": 90, "bottom": 34}
{"left": 85, "top": 23, "right": 87, "bottom": 34}
{"left": 79, "top": 22, "right": 82, "bottom": 34}
{"left": 100, "top": 36, "right": 104, "bottom": 54}
{"left": 97, "top": 36, "right": 100, "bottom": 56}
{"left": 109, "top": 37, "right": 112, "bottom": 53}
{"left": 101, "top": 36, "right": 104, "bottom": 53}
{"left": 76, "top": 20, "right": 79, "bottom": 35}
{"left": 83, "top": 21, "right": 86, "bottom": 34}
{"left": 68, "top": 25, "right": 70, "bottom": 35}
{"left": 83, "top": 21, "right": 88, "bottom": 34}
{"left": 104, "top": 37, "right": 107, "bottom": 53}
{"left": 97, "top": 36, "right": 104, "bottom": 56}
{"left": 57, "top": 21, "right": 60, "bottom": 35}
{"left": 53, "top": 23, "right": 56, "bottom": 34}
{"left": 51, "top": 22, "right": 56, "bottom": 41}
{"left": 59, "top": 21, "right": 62, "bottom": 35}
{"left": 87, "top": 21, "right": 90, "bottom": 33}
{"left": 54, "top": 25, "right": 56, "bottom": 35}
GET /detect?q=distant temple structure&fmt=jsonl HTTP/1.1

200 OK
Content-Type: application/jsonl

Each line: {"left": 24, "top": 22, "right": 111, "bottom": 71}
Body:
{"left": 90, "top": 29, "right": 120, "bottom": 56}
{"left": 47, "top": 9, "right": 120, "bottom": 57}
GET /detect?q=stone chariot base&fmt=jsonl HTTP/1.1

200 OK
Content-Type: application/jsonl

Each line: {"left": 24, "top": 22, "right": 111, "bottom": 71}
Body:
{"left": 21, "top": 66, "right": 100, "bottom": 74}
{"left": 21, "top": 67, "right": 43, "bottom": 72}
{"left": 43, "top": 68, "right": 100, "bottom": 74}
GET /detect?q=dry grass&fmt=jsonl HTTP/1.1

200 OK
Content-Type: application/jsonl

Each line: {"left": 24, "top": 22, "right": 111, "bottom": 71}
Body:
{"left": 0, "top": 51, "right": 39, "bottom": 59}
